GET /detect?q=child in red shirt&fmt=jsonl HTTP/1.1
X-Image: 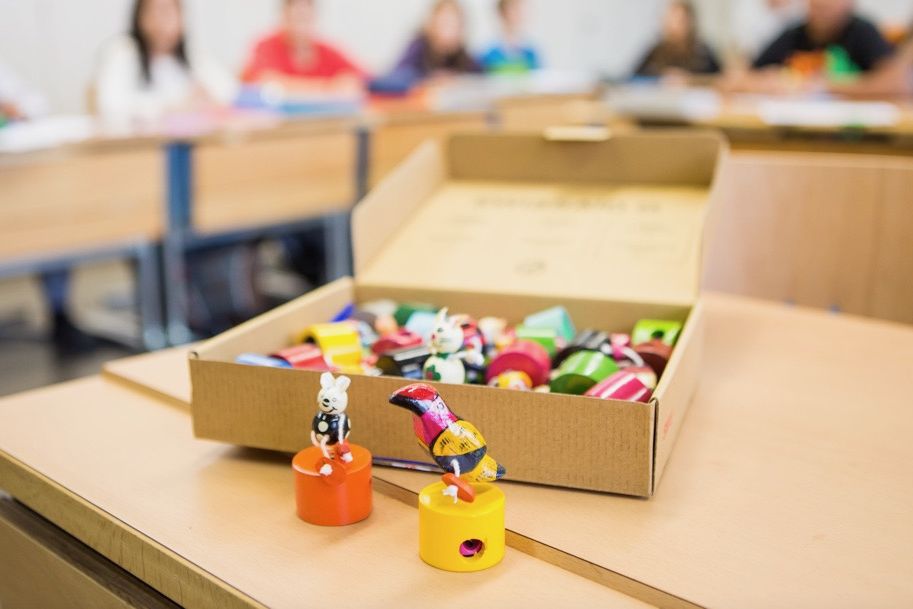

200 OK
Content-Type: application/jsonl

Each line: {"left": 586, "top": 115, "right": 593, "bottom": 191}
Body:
{"left": 242, "top": 0, "right": 365, "bottom": 91}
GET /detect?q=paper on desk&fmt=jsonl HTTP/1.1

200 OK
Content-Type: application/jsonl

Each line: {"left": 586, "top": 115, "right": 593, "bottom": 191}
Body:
{"left": 428, "top": 71, "right": 599, "bottom": 112}
{"left": 0, "top": 114, "right": 95, "bottom": 153}
{"left": 606, "top": 85, "right": 722, "bottom": 121}
{"left": 758, "top": 99, "right": 901, "bottom": 127}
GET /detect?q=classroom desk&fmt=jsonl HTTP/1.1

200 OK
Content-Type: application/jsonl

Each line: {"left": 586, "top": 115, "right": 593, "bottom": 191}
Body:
{"left": 693, "top": 100, "right": 913, "bottom": 156}
{"left": 364, "top": 100, "right": 491, "bottom": 187}
{"left": 0, "top": 497, "right": 178, "bottom": 609}
{"left": 0, "top": 138, "right": 167, "bottom": 348}
{"left": 161, "top": 116, "right": 360, "bottom": 344}
{"left": 98, "top": 292, "right": 913, "bottom": 608}
{"left": 705, "top": 150, "right": 913, "bottom": 326}
{"left": 603, "top": 86, "right": 913, "bottom": 156}
{"left": 0, "top": 377, "right": 648, "bottom": 609}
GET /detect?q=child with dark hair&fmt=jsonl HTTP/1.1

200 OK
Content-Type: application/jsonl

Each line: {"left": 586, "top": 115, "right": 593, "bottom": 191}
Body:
{"left": 634, "top": 1, "right": 721, "bottom": 78}
{"left": 481, "top": 0, "right": 541, "bottom": 74}
{"left": 242, "top": 0, "right": 365, "bottom": 91}
{"left": 95, "top": 0, "right": 235, "bottom": 122}
{"left": 388, "top": 0, "right": 481, "bottom": 83}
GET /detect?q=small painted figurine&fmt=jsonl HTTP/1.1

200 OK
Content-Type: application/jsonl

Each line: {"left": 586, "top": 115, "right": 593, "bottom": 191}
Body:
{"left": 422, "top": 308, "right": 484, "bottom": 384}
{"left": 311, "top": 372, "right": 353, "bottom": 476}
{"left": 389, "top": 383, "right": 505, "bottom": 503}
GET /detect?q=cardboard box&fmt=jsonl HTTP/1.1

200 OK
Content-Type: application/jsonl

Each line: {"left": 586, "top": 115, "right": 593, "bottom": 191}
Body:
{"left": 191, "top": 130, "right": 725, "bottom": 497}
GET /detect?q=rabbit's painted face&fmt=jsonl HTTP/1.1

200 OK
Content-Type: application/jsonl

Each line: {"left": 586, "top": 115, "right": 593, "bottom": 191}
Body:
{"left": 318, "top": 372, "right": 351, "bottom": 414}
{"left": 429, "top": 308, "right": 463, "bottom": 354}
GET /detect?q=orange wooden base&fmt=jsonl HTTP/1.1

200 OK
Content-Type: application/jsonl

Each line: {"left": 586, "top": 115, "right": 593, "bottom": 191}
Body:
{"left": 292, "top": 445, "right": 372, "bottom": 526}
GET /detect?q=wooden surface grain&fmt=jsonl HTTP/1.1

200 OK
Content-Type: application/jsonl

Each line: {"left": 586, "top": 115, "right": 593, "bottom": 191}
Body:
{"left": 100, "top": 293, "right": 913, "bottom": 608}
{"left": 0, "top": 498, "right": 179, "bottom": 609}
{"left": 0, "top": 377, "right": 650, "bottom": 609}
{"left": 374, "top": 293, "right": 913, "bottom": 609}
{"left": 704, "top": 152, "right": 913, "bottom": 325}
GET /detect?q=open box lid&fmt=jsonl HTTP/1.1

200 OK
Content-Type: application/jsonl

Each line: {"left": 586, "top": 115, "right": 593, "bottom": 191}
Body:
{"left": 353, "top": 130, "right": 726, "bottom": 307}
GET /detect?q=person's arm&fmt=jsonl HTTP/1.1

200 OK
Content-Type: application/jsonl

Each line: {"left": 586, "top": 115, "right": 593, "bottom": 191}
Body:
{"left": 849, "top": 19, "right": 895, "bottom": 72}
{"left": 240, "top": 39, "right": 272, "bottom": 84}
{"left": 830, "top": 40, "right": 913, "bottom": 98}
{"left": 391, "top": 37, "right": 427, "bottom": 79}
{"left": 322, "top": 44, "right": 368, "bottom": 81}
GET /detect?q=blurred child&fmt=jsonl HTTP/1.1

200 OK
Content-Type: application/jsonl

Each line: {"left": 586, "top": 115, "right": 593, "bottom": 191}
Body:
{"left": 753, "top": 0, "right": 892, "bottom": 76}
{"left": 480, "top": 0, "right": 541, "bottom": 74}
{"left": 388, "top": 0, "right": 481, "bottom": 83}
{"left": 634, "top": 1, "right": 721, "bottom": 78}
{"left": 95, "top": 0, "right": 236, "bottom": 123}
{"left": 734, "top": 0, "right": 805, "bottom": 60}
{"left": 242, "top": 0, "right": 365, "bottom": 92}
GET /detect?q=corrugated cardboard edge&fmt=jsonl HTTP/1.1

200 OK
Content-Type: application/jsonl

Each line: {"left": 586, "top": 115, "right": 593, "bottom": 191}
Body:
{"left": 651, "top": 299, "right": 705, "bottom": 494}
{"left": 191, "top": 278, "right": 355, "bottom": 362}
{"left": 352, "top": 140, "right": 446, "bottom": 275}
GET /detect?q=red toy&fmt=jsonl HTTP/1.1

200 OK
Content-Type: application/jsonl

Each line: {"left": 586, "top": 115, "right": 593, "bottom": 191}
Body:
{"left": 372, "top": 329, "right": 424, "bottom": 355}
{"left": 485, "top": 340, "right": 551, "bottom": 387}
{"left": 585, "top": 370, "right": 653, "bottom": 403}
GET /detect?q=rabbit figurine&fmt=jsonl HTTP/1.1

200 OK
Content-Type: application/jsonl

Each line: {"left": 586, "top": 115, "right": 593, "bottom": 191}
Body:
{"left": 422, "top": 308, "right": 484, "bottom": 384}
{"left": 311, "top": 372, "right": 353, "bottom": 476}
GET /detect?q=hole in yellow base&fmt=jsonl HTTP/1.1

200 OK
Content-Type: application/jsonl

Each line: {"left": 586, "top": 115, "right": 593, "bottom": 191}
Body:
{"left": 459, "top": 539, "right": 485, "bottom": 559}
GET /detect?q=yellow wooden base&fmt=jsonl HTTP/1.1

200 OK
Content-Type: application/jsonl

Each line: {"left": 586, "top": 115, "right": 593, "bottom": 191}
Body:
{"left": 418, "top": 482, "right": 505, "bottom": 572}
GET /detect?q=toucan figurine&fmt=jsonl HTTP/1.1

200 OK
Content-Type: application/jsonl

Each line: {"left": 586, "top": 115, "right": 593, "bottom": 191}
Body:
{"left": 389, "top": 383, "right": 505, "bottom": 503}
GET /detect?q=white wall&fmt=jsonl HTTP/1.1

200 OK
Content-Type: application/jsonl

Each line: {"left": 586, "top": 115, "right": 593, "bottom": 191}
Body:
{"left": 1, "top": 0, "right": 911, "bottom": 114}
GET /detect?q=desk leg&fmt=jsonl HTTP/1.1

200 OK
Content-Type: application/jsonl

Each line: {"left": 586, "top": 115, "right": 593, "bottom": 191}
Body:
{"left": 323, "top": 212, "right": 351, "bottom": 282}
{"left": 163, "top": 142, "right": 194, "bottom": 346}
{"left": 162, "top": 236, "right": 193, "bottom": 346}
{"left": 134, "top": 243, "right": 167, "bottom": 351}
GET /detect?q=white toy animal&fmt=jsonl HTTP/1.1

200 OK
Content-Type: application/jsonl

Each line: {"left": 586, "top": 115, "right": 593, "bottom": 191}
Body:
{"left": 422, "top": 308, "right": 483, "bottom": 384}
{"left": 311, "top": 372, "right": 353, "bottom": 476}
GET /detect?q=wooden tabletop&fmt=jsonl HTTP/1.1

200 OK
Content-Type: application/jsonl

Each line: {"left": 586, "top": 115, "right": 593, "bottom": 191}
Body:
{"left": 101, "top": 293, "right": 913, "bottom": 608}
{"left": 0, "top": 376, "right": 648, "bottom": 609}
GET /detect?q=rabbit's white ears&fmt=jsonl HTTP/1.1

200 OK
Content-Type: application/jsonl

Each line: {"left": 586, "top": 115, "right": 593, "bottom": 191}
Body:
{"left": 320, "top": 372, "right": 351, "bottom": 392}
{"left": 335, "top": 375, "right": 351, "bottom": 392}
{"left": 320, "top": 372, "right": 334, "bottom": 390}
{"left": 434, "top": 307, "right": 449, "bottom": 325}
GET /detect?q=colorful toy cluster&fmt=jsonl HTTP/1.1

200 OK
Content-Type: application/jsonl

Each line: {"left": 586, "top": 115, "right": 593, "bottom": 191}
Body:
{"left": 238, "top": 300, "right": 683, "bottom": 404}
{"left": 293, "top": 371, "right": 507, "bottom": 572}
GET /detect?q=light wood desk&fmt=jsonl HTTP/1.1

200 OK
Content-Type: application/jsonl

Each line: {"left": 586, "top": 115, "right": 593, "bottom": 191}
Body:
{"left": 101, "top": 293, "right": 913, "bottom": 608}
{"left": 689, "top": 103, "right": 913, "bottom": 156}
{"left": 0, "top": 141, "right": 163, "bottom": 263}
{"left": 705, "top": 151, "right": 913, "bottom": 326}
{"left": 0, "top": 377, "right": 647, "bottom": 609}
{"left": 495, "top": 93, "right": 599, "bottom": 132}
{"left": 365, "top": 105, "right": 490, "bottom": 187}
{"left": 191, "top": 118, "right": 358, "bottom": 236}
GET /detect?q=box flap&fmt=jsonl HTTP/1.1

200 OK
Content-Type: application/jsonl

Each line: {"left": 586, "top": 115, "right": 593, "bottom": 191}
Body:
{"left": 355, "top": 131, "right": 723, "bottom": 306}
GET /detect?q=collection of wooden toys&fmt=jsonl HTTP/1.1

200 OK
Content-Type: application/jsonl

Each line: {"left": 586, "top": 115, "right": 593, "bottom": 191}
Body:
{"left": 291, "top": 373, "right": 506, "bottom": 572}
{"left": 389, "top": 383, "right": 506, "bottom": 572}
{"left": 282, "top": 309, "right": 682, "bottom": 569}
{"left": 239, "top": 301, "right": 683, "bottom": 405}
{"left": 292, "top": 372, "right": 372, "bottom": 526}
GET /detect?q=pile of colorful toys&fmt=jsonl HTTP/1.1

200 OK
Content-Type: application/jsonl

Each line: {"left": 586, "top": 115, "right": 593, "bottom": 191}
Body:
{"left": 236, "top": 301, "right": 683, "bottom": 403}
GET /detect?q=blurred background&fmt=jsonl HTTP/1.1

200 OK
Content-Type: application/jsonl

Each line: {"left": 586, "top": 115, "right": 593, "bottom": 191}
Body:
{"left": 2, "top": 0, "right": 913, "bottom": 396}
{"left": 4, "top": 0, "right": 912, "bottom": 114}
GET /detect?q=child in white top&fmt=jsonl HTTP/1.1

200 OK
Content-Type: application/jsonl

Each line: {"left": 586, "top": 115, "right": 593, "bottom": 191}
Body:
{"left": 95, "top": 0, "right": 236, "bottom": 123}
